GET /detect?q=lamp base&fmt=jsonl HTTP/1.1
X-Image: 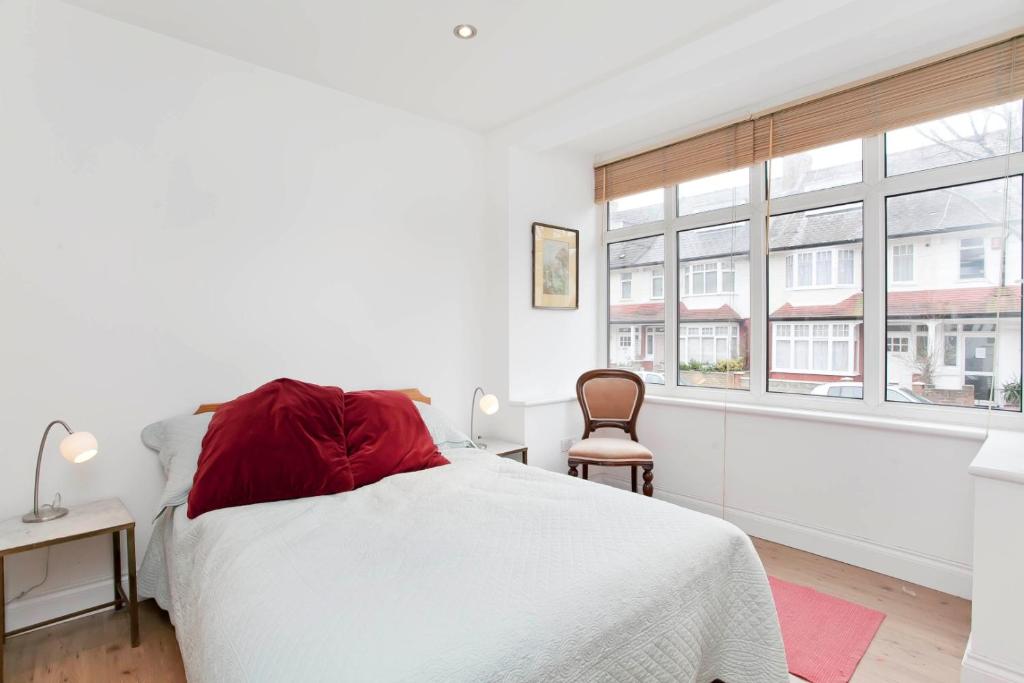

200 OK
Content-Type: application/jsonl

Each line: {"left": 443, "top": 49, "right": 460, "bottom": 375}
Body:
{"left": 23, "top": 506, "right": 69, "bottom": 523}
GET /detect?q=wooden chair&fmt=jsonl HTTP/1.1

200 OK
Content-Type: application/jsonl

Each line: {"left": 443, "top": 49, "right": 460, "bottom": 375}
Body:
{"left": 567, "top": 369, "right": 653, "bottom": 496}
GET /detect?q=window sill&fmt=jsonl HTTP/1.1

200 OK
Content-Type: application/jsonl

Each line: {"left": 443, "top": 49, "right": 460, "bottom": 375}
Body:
{"left": 969, "top": 430, "right": 1024, "bottom": 484}
{"left": 643, "top": 393, "right": 988, "bottom": 441}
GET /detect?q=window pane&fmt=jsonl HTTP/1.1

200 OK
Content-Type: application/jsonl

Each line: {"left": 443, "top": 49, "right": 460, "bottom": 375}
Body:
{"left": 959, "top": 238, "right": 985, "bottom": 279}
{"left": 886, "top": 100, "right": 1023, "bottom": 176}
{"left": 885, "top": 176, "right": 1022, "bottom": 411}
{"left": 815, "top": 251, "right": 832, "bottom": 285}
{"left": 798, "top": 253, "right": 813, "bottom": 286}
{"left": 609, "top": 235, "right": 665, "bottom": 384}
{"left": 892, "top": 244, "right": 914, "bottom": 282}
{"left": 769, "top": 202, "right": 864, "bottom": 397}
{"left": 677, "top": 168, "right": 750, "bottom": 216}
{"left": 838, "top": 249, "right": 855, "bottom": 285}
{"left": 770, "top": 139, "right": 862, "bottom": 198}
{"left": 608, "top": 189, "right": 664, "bottom": 230}
{"left": 677, "top": 221, "right": 750, "bottom": 389}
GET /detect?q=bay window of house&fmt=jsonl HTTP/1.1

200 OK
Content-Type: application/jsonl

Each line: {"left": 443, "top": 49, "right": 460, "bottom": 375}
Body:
{"left": 885, "top": 174, "right": 1023, "bottom": 411}
{"left": 608, "top": 235, "right": 665, "bottom": 383}
{"left": 599, "top": 44, "right": 1024, "bottom": 421}
{"left": 678, "top": 221, "right": 750, "bottom": 389}
{"left": 768, "top": 202, "right": 864, "bottom": 397}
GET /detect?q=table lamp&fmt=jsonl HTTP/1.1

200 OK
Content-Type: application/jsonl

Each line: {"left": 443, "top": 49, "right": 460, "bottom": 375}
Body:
{"left": 23, "top": 420, "right": 98, "bottom": 523}
{"left": 470, "top": 387, "right": 499, "bottom": 448}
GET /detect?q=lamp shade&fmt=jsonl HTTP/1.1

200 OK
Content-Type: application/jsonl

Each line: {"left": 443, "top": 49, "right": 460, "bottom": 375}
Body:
{"left": 59, "top": 431, "right": 98, "bottom": 464}
{"left": 478, "top": 393, "right": 500, "bottom": 416}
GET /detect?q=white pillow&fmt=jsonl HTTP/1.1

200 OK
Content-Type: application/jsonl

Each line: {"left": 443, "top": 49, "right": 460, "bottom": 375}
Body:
{"left": 141, "top": 412, "right": 213, "bottom": 514}
{"left": 413, "top": 402, "right": 475, "bottom": 450}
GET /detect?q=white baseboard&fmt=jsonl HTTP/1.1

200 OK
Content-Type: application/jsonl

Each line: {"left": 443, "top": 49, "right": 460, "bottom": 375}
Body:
{"left": 962, "top": 636, "right": 1024, "bottom": 683}
{"left": 5, "top": 576, "right": 126, "bottom": 632}
{"left": 592, "top": 471, "right": 972, "bottom": 599}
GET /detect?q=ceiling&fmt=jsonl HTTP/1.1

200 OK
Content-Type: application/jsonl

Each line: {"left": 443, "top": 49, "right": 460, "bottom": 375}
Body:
{"left": 60, "top": 0, "right": 775, "bottom": 131}
{"left": 62, "top": 0, "right": 1024, "bottom": 159}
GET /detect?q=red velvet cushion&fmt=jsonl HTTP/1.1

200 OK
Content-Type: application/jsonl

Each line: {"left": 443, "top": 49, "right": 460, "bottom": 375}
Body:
{"left": 187, "top": 378, "right": 353, "bottom": 518}
{"left": 344, "top": 390, "right": 449, "bottom": 488}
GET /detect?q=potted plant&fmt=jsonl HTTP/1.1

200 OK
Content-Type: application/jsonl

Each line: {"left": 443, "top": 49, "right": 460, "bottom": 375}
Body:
{"left": 1002, "top": 376, "right": 1021, "bottom": 408}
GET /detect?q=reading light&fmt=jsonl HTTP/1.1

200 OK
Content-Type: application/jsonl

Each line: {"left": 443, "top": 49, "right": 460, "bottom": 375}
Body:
{"left": 23, "top": 421, "right": 98, "bottom": 523}
{"left": 453, "top": 24, "right": 477, "bottom": 39}
{"left": 470, "top": 387, "right": 499, "bottom": 448}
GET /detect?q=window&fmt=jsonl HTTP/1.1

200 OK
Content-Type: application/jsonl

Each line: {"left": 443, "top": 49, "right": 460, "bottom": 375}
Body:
{"left": 781, "top": 243, "right": 856, "bottom": 290}
{"left": 769, "top": 202, "right": 863, "bottom": 396}
{"left": 770, "top": 139, "right": 862, "bottom": 198}
{"left": 772, "top": 322, "right": 856, "bottom": 377}
{"left": 678, "top": 221, "right": 749, "bottom": 389}
{"left": 887, "top": 336, "right": 909, "bottom": 353}
{"left": 886, "top": 100, "right": 1023, "bottom": 176}
{"left": 838, "top": 249, "right": 855, "bottom": 285}
{"left": 891, "top": 244, "right": 914, "bottom": 282}
{"left": 815, "top": 251, "right": 832, "bottom": 286}
{"left": 609, "top": 189, "right": 664, "bottom": 230}
{"left": 885, "top": 177, "right": 1022, "bottom": 411}
{"left": 797, "top": 252, "right": 813, "bottom": 287}
{"left": 620, "top": 271, "right": 633, "bottom": 299}
{"left": 959, "top": 238, "right": 985, "bottom": 280}
{"left": 681, "top": 261, "right": 735, "bottom": 295}
{"left": 608, "top": 236, "right": 664, "bottom": 382}
{"left": 604, "top": 98, "right": 1024, "bottom": 416}
{"left": 677, "top": 168, "right": 749, "bottom": 216}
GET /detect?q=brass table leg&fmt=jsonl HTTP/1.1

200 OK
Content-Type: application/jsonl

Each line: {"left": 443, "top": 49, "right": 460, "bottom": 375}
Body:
{"left": 112, "top": 531, "right": 123, "bottom": 610}
{"left": 1, "top": 554, "right": 6, "bottom": 683}
{"left": 127, "top": 527, "right": 140, "bottom": 647}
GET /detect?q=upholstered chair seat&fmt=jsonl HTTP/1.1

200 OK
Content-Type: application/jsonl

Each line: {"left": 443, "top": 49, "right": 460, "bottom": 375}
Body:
{"left": 568, "top": 369, "right": 654, "bottom": 496}
{"left": 567, "top": 438, "right": 652, "bottom": 462}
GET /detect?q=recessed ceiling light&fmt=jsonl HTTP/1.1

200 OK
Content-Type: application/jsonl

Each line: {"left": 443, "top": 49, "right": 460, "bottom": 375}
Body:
{"left": 453, "top": 24, "right": 477, "bottom": 39}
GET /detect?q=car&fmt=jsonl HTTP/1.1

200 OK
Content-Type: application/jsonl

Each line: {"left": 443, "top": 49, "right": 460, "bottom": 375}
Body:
{"left": 635, "top": 370, "right": 665, "bottom": 385}
{"left": 809, "top": 381, "right": 933, "bottom": 403}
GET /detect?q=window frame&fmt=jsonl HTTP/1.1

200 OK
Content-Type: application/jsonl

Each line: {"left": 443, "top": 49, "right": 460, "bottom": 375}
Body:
{"left": 599, "top": 111, "right": 1024, "bottom": 429}
{"left": 958, "top": 236, "right": 986, "bottom": 281}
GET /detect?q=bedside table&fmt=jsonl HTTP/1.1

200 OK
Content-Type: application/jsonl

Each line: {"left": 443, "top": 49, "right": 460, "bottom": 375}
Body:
{"left": 478, "top": 438, "right": 528, "bottom": 464}
{"left": 0, "top": 498, "right": 139, "bottom": 681}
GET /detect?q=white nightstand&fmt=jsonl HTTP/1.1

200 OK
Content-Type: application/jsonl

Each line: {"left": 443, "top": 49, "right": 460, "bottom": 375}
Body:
{"left": 0, "top": 498, "right": 139, "bottom": 681}
{"left": 477, "top": 438, "right": 528, "bottom": 465}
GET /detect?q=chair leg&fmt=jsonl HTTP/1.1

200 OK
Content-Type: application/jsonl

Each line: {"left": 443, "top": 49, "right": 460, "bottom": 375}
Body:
{"left": 631, "top": 466, "right": 637, "bottom": 493}
{"left": 568, "top": 463, "right": 579, "bottom": 477}
{"left": 642, "top": 465, "right": 654, "bottom": 497}
{"left": 582, "top": 464, "right": 589, "bottom": 480}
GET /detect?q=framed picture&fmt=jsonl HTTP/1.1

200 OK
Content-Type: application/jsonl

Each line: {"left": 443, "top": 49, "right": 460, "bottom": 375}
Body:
{"left": 532, "top": 222, "right": 579, "bottom": 309}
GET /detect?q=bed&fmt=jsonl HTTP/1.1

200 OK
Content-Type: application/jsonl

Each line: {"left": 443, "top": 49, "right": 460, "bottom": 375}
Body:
{"left": 139, "top": 389, "right": 787, "bottom": 683}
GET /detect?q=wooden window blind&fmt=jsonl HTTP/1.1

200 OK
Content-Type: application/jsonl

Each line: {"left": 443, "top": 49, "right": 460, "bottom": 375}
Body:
{"left": 595, "top": 35, "right": 1023, "bottom": 203}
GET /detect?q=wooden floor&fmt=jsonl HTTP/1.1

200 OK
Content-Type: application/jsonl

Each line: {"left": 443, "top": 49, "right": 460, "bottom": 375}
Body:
{"left": 2, "top": 538, "right": 969, "bottom": 683}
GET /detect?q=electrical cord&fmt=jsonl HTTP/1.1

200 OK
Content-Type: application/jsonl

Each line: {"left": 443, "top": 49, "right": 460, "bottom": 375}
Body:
{"left": 4, "top": 493, "right": 60, "bottom": 605}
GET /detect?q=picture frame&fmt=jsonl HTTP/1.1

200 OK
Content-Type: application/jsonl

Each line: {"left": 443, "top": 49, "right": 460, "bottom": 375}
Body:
{"left": 532, "top": 222, "right": 579, "bottom": 309}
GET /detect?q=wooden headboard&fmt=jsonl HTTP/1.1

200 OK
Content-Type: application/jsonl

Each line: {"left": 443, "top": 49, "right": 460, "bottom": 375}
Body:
{"left": 194, "top": 387, "right": 431, "bottom": 415}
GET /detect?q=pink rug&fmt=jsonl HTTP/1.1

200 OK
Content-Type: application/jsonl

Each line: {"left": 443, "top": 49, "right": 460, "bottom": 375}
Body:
{"left": 769, "top": 577, "right": 885, "bottom": 683}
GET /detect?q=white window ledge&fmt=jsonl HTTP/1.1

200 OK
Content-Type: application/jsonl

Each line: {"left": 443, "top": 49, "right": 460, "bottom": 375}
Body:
{"left": 642, "top": 395, "right": 988, "bottom": 441}
{"left": 969, "top": 430, "right": 1024, "bottom": 484}
{"left": 510, "top": 392, "right": 990, "bottom": 441}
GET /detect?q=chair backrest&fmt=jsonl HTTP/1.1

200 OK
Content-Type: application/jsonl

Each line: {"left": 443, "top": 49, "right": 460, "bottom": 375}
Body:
{"left": 576, "top": 369, "right": 645, "bottom": 441}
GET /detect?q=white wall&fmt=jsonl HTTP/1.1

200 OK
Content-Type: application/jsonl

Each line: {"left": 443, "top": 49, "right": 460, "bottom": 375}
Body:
{"left": 586, "top": 399, "right": 982, "bottom": 598}
{"left": 506, "top": 147, "right": 598, "bottom": 402}
{"left": 0, "top": 0, "right": 486, "bottom": 627}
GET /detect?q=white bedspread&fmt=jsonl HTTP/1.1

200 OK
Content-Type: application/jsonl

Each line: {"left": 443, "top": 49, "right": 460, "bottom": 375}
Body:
{"left": 144, "top": 449, "right": 787, "bottom": 683}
